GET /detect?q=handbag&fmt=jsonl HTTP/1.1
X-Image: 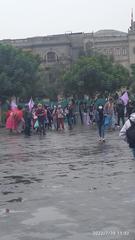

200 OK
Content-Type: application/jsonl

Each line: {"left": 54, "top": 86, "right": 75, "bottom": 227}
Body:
{"left": 34, "top": 120, "right": 39, "bottom": 129}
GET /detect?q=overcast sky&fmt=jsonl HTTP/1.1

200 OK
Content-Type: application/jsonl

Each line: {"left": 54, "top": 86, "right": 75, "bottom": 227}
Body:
{"left": 0, "top": 0, "right": 134, "bottom": 40}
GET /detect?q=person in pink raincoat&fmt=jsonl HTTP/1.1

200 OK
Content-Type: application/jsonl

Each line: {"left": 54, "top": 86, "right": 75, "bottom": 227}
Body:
{"left": 6, "top": 105, "right": 23, "bottom": 133}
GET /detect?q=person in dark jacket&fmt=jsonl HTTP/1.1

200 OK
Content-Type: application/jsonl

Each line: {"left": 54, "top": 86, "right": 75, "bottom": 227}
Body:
{"left": 65, "top": 104, "right": 73, "bottom": 130}
{"left": 95, "top": 105, "right": 105, "bottom": 142}
{"left": 116, "top": 100, "right": 125, "bottom": 127}
{"left": 126, "top": 100, "right": 134, "bottom": 118}
{"left": 79, "top": 102, "right": 84, "bottom": 124}
{"left": 24, "top": 105, "right": 32, "bottom": 136}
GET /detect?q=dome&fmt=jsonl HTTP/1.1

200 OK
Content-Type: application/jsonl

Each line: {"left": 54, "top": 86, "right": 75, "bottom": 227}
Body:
{"left": 95, "top": 29, "right": 127, "bottom": 37}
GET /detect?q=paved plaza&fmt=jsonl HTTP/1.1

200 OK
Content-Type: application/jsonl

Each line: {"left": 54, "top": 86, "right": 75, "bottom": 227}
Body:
{"left": 0, "top": 126, "right": 135, "bottom": 240}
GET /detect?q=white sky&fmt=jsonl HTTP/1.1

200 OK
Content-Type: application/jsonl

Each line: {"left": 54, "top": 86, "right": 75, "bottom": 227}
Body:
{"left": 0, "top": 0, "right": 134, "bottom": 40}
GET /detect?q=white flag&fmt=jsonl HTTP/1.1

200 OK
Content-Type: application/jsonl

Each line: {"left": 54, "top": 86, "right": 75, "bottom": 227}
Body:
{"left": 28, "top": 98, "right": 34, "bottom": 111}
{"left": 11, "top": 100, "right": 17, "bottom": 110}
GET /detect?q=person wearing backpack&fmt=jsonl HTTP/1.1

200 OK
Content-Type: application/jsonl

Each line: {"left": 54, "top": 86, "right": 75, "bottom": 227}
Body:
{"left": 119, "top": 112, "right": 135, "bottom": 159}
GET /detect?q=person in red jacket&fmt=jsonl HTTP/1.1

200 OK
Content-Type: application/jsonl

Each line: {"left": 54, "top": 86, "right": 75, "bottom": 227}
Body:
{"left": 14, "top": 105, "right": 24, "bottom": 133}
{"left": 35, "top": 104, "right": 46, "bottom": 135}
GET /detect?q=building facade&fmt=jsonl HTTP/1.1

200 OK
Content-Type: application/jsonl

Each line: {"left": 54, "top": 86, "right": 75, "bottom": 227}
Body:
{"left": 1, "top": 21, "right": 135, "bottom": 70}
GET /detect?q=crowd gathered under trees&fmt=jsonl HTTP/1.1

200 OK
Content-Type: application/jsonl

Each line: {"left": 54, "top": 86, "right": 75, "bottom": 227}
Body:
{"left": 1, "top": 44, "right": 135, "bottom": 142}
{"left": 3, "top": 93, "right": 135, "bottom": 140}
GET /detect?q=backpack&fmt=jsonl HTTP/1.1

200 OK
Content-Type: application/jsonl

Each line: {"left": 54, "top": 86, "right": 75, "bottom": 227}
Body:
{"left": 97, "top": 108, "right": 104, "bottom": 121}
{"left": 126, "top": 119, "right": 135, "bottom": 148}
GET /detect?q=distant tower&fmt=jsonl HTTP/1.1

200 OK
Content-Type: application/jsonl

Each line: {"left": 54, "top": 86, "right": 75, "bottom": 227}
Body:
{"left": 128, "top": 8, "right": 135, "bottom": 66}
{"left": 130, "top": 8, "right": 135, "bottom": 31}
{"left": 131, "top": 8, "right": 134, "bottom": 26}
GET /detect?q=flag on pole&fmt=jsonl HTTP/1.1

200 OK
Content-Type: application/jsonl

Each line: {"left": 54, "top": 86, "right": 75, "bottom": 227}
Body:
{"left": 28, "top": 97, "right": 34, "bottom": 111}
{"left": 10, "top": 99, "right": 17, "bottom": 110}
{"left": 120, "top": 92, "right": 129, "bottom": 106}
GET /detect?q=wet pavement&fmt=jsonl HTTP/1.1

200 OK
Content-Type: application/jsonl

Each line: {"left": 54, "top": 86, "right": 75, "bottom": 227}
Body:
{"left": 0, "top": 126, "right": 135, "bottom": 240}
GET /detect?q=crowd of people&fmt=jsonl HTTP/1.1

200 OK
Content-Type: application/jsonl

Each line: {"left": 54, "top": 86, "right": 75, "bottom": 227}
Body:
{"left": 3, "top": 96, "right": 135, "bottom": 159}
{"left": 5, "top": 101, "right": 77, "bottom": 135}
{"left": 4, "top": 97, "right": 134, "bottom": 135}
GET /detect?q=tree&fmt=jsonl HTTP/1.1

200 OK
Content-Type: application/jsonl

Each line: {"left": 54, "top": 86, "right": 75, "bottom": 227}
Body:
{"left": 129, "top": 64, "right": 135, "bottom": 94}
{"left": 0, "top": 44, "right": 41, "bottom": 100}
{"left": 63, "top": 54, "right": 129, "bottom": 98}
{"left": 37, "top": 62, "right": 66, "bottom": 100}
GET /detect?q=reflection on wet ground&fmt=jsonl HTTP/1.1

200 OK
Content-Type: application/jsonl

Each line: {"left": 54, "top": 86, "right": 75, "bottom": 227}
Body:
{"left": 0, "top": 126, "right": 135, "bottom": 240}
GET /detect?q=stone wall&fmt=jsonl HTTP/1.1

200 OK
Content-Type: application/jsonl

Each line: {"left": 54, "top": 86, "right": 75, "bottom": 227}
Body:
{"left": 1, "top": 24, "right": 135, "bottom": 70}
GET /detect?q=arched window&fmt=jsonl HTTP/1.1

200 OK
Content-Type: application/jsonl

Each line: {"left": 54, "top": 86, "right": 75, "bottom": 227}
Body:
{"left": 85, "top": 41, "right": 93, "bottom": 50}
{"left": 46, "top": 51, "right": 57, "bottom": 63}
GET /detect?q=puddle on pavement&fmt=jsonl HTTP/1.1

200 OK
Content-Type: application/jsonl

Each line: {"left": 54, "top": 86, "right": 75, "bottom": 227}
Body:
{"left": 22, "top": 207, "right": 70, "bottom": 226}
{"left": 0, "top": 128, "right": 135, "bottom": 238}
{"left": 0, "top": 208, "right": 25, "bottom": 217}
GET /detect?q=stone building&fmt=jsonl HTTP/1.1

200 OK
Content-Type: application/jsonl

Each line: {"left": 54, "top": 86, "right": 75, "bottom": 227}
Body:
{"left": 1, "top": 20, "right": 135, "bottom": 70}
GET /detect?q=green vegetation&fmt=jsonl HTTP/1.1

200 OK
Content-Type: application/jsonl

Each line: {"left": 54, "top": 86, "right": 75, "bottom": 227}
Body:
{"left": 0, "top": 44, "right": 132, "bottom": 101}
{"left": 130, "top": 64, "right": 135, "bottom": 93}
{"left": 38, "top": 63, "right": 65, "bottom": 100}
{"left": 63, "top": 55, "right": 129, "bottom": 98}
{"left": 0, "top": 44, "right": 41, "bottom": 100}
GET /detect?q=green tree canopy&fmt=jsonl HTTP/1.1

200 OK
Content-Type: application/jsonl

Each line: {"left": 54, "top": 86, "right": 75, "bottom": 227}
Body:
{"left": 63, "top": 54, "right": 129, "bottom": 98}
{"left": 37, "top": 63, "right": 66, "bottom": 100}
{"left": 0, "top": 44, "right": 41, "bottom": 100}
{"left": 129, "top": 64, "right": 135, "bottom": 94}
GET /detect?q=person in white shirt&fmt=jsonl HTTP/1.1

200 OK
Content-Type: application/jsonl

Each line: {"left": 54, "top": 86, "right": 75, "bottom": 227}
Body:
{"left": 119, "top": 112, "right": 135, "bottom": 159}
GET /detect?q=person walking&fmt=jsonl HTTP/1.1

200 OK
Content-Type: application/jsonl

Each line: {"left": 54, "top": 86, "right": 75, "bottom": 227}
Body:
{"left": 65, "top": 104, "right": 73, "bottom": 130}
{"left": 57, "top": 105, "right": 64, "bottom": 130}
{"left": 119, "top": 112, "right": 135, "bottom": 159}
{"left": 79, "top": 102, "right": 84, "bottom": 125}
{"left": 104, "top": 97, "right": 114, "bottom": 129}
{"left": 52, "top": 106, "right": 58, "bottom": 130}
{"left": 35, "top": 103, "right": 46, "bottom": 135}
{"left": 116, "top": 99, "right": 125, "bottom": 127}
{"left": 95, "top": 105, "right": 105, "bottom": 142}
{"left": 126, "top": 100, "right": 134, "bottom": 118}
{"left": 23, "top": 105, "right": 32, "bottom": 136}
